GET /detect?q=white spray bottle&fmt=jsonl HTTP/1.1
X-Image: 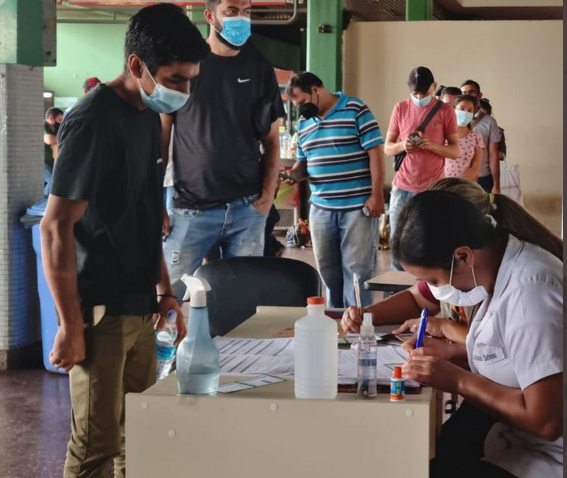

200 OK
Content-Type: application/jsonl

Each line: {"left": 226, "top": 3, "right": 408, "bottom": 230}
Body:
{"left": 176, "top": 275, "right": 220, "bottom": 396}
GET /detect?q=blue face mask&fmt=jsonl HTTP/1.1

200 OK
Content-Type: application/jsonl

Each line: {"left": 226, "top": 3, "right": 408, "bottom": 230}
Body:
{"left": 411, "top": 94, "right": 433, "bottom": 108}
{"left": 456, "top": 110, "right": 474, "bottom": 127}
{"left": 215, "top": 16, "right": 251, "bottom": 47}
{"left": 139, "top": 67, "right": 189, "bottom": 114}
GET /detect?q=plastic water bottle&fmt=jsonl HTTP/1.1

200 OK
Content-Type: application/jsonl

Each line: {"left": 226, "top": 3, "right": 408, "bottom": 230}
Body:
{"left": 357, "top": 312, "right": 377, "bottom": 399}
{"left": 294, "top": 296, "right": 338, "bottom": 399}
{"left": 156, "top": 310, "right": 178, "bottom": 381}
{"left": 281, "top": 130, "right": 292, "bottom": 159}
{"left": 176, "top": 276, "right": 220, "bottom": 395}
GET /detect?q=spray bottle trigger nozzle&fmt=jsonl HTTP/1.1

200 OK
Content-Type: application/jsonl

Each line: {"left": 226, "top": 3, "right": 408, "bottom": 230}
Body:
{"left": 180, "top": 275, "right": 212, "bottom": 302}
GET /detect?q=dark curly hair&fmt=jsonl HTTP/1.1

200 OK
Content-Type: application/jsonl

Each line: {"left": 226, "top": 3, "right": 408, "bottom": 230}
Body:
{"left": 125, "top": 3, "right": 210, "bottom": 76}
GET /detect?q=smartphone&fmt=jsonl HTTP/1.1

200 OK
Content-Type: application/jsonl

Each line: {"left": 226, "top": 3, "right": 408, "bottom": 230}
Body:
{"left": 278, "top": 172, "right": 308, "bottom": 183}
{"left": 408, "top": 131, "right": 422, "bottom": 146}
{"left": 278, "top": 172, "right": 296, "bottom": 181}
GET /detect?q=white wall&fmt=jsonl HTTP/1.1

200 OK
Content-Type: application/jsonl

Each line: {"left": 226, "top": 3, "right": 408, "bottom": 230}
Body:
{"left": 343, "top": 20, "right": 563, "bottom": 233}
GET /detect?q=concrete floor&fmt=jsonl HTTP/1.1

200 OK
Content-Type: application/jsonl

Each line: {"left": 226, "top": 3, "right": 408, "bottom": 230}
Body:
{"left": 0, "top": 239, "right": 392, "bottom": 478}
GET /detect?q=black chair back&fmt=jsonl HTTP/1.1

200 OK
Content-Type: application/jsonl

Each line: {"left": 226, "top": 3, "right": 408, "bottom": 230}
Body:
{"left": 194, "top": 257, "right": 322, "bottom": 337}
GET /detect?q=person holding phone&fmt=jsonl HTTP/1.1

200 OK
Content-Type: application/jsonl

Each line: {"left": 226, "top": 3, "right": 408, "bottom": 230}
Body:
{"left": 284, "top": 72, "right": 385, "bottom": 309}
{"left": 384, "top": 66, "right": 460, "bottom": 271}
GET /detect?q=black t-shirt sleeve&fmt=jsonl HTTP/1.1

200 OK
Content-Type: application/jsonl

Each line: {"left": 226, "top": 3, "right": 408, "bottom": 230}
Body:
{"left": 50, "top": 112, "right": 110, "bottom": 201}
{"left": 264, "top": 65, "right": 285, "bottom": 123}
{"left": 251, "top": 63, "right": 285, "bottom": 140}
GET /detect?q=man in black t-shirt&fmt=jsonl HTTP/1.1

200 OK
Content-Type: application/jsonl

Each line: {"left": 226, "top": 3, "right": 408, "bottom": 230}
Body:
{"left": 41, "top": 5, "right": 209, "bottom": 477}
{"left": 161, "top": 0, "right": 284, "bottom": 281}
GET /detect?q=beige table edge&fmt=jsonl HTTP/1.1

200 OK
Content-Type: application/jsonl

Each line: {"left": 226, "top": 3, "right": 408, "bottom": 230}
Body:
{"left": 126, "top": 306, "right": 437, "bottom": 478}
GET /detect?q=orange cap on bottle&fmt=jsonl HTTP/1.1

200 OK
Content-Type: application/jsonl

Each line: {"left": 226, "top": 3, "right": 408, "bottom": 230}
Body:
{"left": 393, "top": 366, "right": 402, "bottom": 379}
{"left": 307, "top": 297, "right": 325, "bottom": 305}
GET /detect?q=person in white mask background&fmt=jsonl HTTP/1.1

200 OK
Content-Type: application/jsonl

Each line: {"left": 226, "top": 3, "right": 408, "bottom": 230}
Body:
{"left": 384, "top": 66, "right": 460, "bottom": 270}
{"left": 41, "top": 5, "right": 209, "bottom": 476}
{"left": 444, "top": 95, "right": 484, "bottom": 181}
{"left": 161, "top": 0, "right": 285, "bottom": 282}
{"left": 393, "top": 190, "right": 563, "bottom": 478}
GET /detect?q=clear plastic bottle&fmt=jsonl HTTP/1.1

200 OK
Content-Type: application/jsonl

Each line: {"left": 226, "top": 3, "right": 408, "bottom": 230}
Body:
{"left": 294, "top": 296, "right": 338, "bottom": 399}
{"left": 281, "top": 130, "right": 292, "bottom": 159}
{"left": 176, "top": 276, "right": 220, "bottom": 396}
{"left": 357, "top": 312, "right": 377, "bottom": 399}
{"left": 156, "top": 310, "right": 178, "bottom": 381}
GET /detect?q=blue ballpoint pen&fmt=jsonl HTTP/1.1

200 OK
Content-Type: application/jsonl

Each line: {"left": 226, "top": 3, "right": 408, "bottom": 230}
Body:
{"left": 415, "top": 307, "right": 428, "bottom": 349}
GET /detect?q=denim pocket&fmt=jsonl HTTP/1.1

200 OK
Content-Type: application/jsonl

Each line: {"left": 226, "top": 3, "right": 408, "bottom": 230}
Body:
{"left": 250, "top": 202, "right": 269, "bottom": 217}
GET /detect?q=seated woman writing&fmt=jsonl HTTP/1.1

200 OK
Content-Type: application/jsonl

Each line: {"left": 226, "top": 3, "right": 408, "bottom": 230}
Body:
{"left": 341, "top": 178, "right": 563, "bottom": 361}
{"left": 393, "top": 190, "right": 562, "bottom": 478}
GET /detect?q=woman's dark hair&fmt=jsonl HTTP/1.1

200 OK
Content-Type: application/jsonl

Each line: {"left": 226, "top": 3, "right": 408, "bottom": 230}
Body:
{"left": 285, "top": 72, "right": 324, "bottom": 99}
{"left": 479, "top": 98, "right": 492, "bottom": 115}
{"left": 125, "top": 3, "right": 210, "bottom": 76}
{"left": 391, "top": 191, "right": 500, "bottom": 270}
{"left": 429, "top": 178, "right": 563, "bottom": 261}
{"left": 453, "top": 94, "right": 478, "bottom": 110}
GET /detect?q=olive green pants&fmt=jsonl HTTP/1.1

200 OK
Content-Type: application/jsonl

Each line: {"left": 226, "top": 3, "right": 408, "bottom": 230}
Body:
{"left": 64, "top": 314, "right": 157, "bottom": 478}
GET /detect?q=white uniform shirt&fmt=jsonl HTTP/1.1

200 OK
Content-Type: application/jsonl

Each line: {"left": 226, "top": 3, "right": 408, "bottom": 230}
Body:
{"left": 466, "top": 235, "right": 563, "bottom": 478}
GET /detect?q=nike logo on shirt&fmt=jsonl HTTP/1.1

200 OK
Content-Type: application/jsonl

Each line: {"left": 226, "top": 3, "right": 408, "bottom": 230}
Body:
{"left": 238, "top": 78, "right": 251, "bottom": 83}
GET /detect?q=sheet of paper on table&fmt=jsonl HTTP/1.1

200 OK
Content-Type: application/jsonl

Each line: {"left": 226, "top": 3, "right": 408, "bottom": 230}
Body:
{"left": 214, "top": 337, "right": 294, "bottom": 356}
{"left": 215, "top": 336, "right": 418, "bottom": 387}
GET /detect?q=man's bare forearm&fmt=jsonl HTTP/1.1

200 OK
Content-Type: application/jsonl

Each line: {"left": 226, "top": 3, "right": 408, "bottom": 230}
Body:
{"left": 489, "top": 145, "right": 500, "bottom": 189}
{"left": 260, "top": 122, "right": 281, "bottom": 200}
{"left": 368, "top": 145, "right": 385, "bottom": 197}
{"left": 157, "top": 253, "right": 175, "bottom": 296}
{"left": 41, "top": 221, "right": 83, "bottom": 328}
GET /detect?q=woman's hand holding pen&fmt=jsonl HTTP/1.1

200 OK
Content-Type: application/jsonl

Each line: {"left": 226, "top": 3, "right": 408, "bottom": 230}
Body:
{"left": 402, "top": 352, "right": 465, "bottom": 394}
{"left": 402, "top": 336, "right": 456, "bottom": 361}
{"left": 341, "top": 306, "right": 364, "bottom": 333}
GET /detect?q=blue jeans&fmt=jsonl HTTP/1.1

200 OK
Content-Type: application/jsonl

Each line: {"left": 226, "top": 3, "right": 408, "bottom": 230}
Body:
{"left": 44, "top": 166, "right": 52, "bottom": 196}
{"left": 309, "top": 205, "right": 378, "bottom": 308}
{"left": 163, "top": 186, "right": 174, "bottom": 215}
{"left": 163, "top": 193, "right": 268, "bottom": 283}
{"left": 389, "top": 186, "right": 416, "bottom": 271}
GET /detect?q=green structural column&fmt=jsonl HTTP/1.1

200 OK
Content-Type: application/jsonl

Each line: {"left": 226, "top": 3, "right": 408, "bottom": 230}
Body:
{"left": 406, "top": 0, "right": 433, "bottom": 21}
{"left": 190, "top": 7, "right": 210, "bottom": 39}
{"left": 0, "top": 0, "right": 44, "bottom": 65}
{"left": 306, "top": 0, "right": 345, "bottom": 92}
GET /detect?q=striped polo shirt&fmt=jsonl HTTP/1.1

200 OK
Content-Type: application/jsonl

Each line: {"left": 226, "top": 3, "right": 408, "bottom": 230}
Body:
{"left": 296, "top": 92, "right": 383, "bottom": 211}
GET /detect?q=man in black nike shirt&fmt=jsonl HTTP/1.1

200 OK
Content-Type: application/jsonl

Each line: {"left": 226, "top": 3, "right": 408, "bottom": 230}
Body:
{"left": 162, "top": 0, "right": 284, "bottom": 281}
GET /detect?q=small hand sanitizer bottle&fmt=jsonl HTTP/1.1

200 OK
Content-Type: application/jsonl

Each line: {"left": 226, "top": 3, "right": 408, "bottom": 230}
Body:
{"left": 357, "top": 312, "right": 377, "bottom": 399}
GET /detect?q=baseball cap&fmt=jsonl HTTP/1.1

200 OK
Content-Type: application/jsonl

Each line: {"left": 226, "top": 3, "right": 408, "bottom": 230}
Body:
{"left": 407, "top": 67, "right": 435, "bottom": 95}
{"left": 83, "top": 77, "right": 101, "bottom": 91}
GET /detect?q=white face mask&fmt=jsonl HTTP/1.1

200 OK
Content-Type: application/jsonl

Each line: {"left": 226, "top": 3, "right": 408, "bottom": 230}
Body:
{"left": 428, "top": 256, "right": 488, "bottom": 307}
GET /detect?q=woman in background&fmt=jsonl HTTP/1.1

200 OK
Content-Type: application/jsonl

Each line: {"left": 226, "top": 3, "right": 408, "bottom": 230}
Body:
{"left": 445, "top": 95, "right": 484, "bottom": 181}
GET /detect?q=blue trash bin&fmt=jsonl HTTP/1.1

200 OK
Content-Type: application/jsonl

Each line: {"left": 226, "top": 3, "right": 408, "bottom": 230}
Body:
{"left": 22, "top": 199, "right": 66, "bottom": 374}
